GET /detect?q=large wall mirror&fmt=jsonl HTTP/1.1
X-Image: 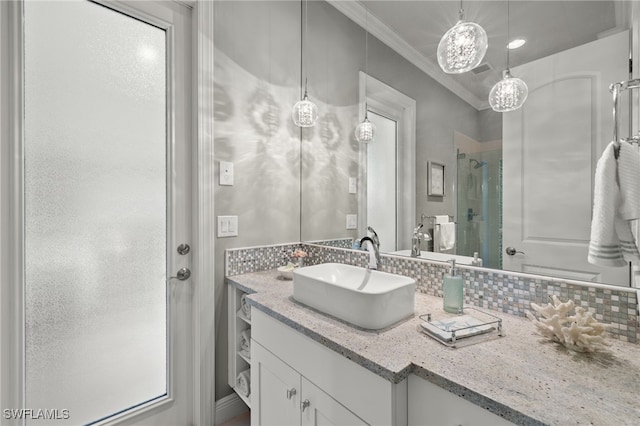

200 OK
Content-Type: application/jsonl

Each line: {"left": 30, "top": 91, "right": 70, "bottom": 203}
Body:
{"left": 300, "top": 0, "right": 637, "bottom": 287}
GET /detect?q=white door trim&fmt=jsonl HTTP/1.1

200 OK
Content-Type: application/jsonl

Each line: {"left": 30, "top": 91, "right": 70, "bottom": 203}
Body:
{"left": 1, "top": 1, "right": 26, "bottom": 423}
{"left": 0, "top": 1, "right": 215, "bottom": 424}
{"left": 358, "top": 72, "right": 416, "bottom": 250}
{"left": 193, "top": 1, "right": 216, "bottom": 425}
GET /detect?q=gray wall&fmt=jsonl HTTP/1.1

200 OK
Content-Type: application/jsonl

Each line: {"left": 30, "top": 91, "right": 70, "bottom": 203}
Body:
{"left": 300, "top": 1, "right": 363, "bottom": 242}
{"left": 213, "top": 0, "right": 485, "bottom": 400}
{"left": 478, "top": 108, "right": 503, "bottom": 142}
{"left": 213, "top": 1, "right": 301, "bottom": 400}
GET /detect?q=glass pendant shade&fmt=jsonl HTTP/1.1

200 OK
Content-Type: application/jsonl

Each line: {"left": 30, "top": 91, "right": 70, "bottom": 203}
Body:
{"left": 489, "top": 70, "right": 528, "bottom": 112}
{"left": 437, "top": 20, "right": 488, "bottom": 74}
{"left": 355, "top": 116, "right": 375, "bottom": 143}
{"left": 292, "top": 92, "right": 318, "bottom": 127}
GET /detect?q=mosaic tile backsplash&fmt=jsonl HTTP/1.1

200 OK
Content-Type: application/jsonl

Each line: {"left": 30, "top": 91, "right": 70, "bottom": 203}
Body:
{"left": 225, "top": 242, "right": 640, "bottom": 343}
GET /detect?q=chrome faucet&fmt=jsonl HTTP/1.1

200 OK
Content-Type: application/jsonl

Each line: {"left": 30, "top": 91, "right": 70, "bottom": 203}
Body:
{"left": 411, "top": 223, "right": 423, "bottom": 257}
{"left": 360, "top": 227, "right": 381, "bottom": 269}
{"left": 367, "top": 226, "right": 380, "bottom": 250}
{"left": 360, "top": 237, "right": 380, "bottom": 269}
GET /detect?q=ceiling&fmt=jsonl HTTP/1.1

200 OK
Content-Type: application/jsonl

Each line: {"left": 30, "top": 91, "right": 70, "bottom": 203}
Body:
{"left": 329, "top": 1, "right": 628, "bottom": 110}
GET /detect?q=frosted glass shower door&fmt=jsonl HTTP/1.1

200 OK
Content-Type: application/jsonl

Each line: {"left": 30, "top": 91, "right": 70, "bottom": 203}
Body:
{"left": 23, "top": 1, "right": 193, "bottom": 424}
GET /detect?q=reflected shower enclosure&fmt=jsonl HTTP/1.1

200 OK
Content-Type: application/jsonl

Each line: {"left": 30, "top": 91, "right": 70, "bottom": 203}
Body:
{"left": 456, "top": 148, "right": 503, "bottom": 269}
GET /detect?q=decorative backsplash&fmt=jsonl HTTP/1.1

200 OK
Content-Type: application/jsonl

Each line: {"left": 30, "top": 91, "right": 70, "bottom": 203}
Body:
{"left": 305, "top": 238, "right": 354, "bottom": 249}
{"left": 225, "top": 243, "right": 303, "bottom": 277}
{"left": 225, "top": 242, "right": 639, "bottom": 343}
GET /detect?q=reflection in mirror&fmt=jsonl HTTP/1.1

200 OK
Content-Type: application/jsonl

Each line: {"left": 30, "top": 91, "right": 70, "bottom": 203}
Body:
{"left": 367, "top": 110, "right": 397, "bottom": 252}
{"left": 300, "top": 0, "right": 634, "bottom": 287}
{"left": 359, "top": 72, "right": 416, "bottom": 253}
{"left": 455, "top": 134, "right": 502, "bottom": 269}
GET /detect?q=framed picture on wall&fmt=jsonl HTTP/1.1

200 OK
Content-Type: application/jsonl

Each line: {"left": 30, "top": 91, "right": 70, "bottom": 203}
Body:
{"left": 428, "top": 161, "right": 445, "bottom": 196}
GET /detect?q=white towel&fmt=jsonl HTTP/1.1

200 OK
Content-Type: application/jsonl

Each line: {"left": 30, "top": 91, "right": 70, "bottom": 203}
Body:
{"left": 240, "top": 293, "right": 251, "bottom": 319}
{"left": 240, "top": 329, "right": 251, "bottom": 352}
{"left": 438, "top": 222, "right": 456, "bottom": 251}
{"left": 588, "top": 141, "right": 640, "bottom": 266}
{"left": 629, "top": 143, "right": 640, "bottom": 287}
{"left": 618, "top": 141, "right": 640, "bottom": 220}
{"left": 434, "top": 215, "right": 450, "bottom": 225}
{"left": 236, "top": 368, "right": 251, "bottom": 397}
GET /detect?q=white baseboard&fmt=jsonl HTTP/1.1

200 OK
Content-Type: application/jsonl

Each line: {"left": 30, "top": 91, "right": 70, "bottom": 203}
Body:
{"left": 215, "top": 392, "right": 249, "bottom": 425}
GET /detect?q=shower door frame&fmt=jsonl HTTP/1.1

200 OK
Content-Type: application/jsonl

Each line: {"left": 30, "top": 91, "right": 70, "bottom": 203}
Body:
{"left": 0, "top": 0, "right": 215, "bottom": 424}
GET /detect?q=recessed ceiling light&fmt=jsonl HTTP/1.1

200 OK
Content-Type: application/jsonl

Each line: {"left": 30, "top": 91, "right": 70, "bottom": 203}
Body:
{"left": 507, "top": 38, "right": 526, "bottom": 49}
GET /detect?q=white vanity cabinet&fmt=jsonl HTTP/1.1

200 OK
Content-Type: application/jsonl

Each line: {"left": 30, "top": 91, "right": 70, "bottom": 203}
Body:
{"left": 252, "top": 341, "right": 367, "bottom": 425}
{"left": 248, "top": 302, "right": 517, "bottom": 426}
{"left": 408, "top": 375, "right": 515, "bottom": 426}
{"left": 251, "top": 309, "right": 408, "bottom": 426}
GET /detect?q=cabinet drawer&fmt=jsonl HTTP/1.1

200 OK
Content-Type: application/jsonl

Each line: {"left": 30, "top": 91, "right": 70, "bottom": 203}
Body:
{"left": 408, "top": 375, "right": 515, "bottom": 426}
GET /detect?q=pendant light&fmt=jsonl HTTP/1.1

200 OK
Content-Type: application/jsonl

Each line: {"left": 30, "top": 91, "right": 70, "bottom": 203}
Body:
{"left": 292, "top": 0, "right": 318, "bottom": 127}
{"left": 355, "top": 6, "right": 375, "bottom": 143}
{"left": 437, "top": 0, "right": 488, "bottom": 74}
{"left": 489, "top": 0, "right": 528, "bottom": 112}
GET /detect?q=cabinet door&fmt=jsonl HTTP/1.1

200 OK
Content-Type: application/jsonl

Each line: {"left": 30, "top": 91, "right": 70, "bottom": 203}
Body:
{"left": 301, "top": 378, "right": 368, "bottom": 426}
{"left": 251, "top": 342, "right": 301, "bottom": 426}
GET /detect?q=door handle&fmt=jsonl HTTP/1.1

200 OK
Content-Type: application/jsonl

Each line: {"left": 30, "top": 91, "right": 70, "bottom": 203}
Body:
{"left": 505, "top": 247, "right": 525, "bottom": 256}
{"left": 170, "top": 267, "right": 191, "bottom": 281}
{"left": 301, "top": 399, "right": 310, "bottom": 412}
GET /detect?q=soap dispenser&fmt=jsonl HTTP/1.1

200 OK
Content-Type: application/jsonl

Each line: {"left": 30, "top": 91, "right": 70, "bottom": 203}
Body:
{"left": 443, "top": 259, "right": 464, "bottom": 314}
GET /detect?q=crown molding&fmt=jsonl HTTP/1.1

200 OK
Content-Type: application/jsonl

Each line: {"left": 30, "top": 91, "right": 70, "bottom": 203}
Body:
{"left": 327, "top": 0, "right": 486, "bottom": 110}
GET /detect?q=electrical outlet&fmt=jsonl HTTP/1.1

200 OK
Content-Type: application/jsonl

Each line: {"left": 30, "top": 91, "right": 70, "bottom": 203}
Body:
{"left": 346, "top": 214, "right": 357, "bottom": 230}
{"left": 349, "top": 177, "right": 357, "bottom": 194}
{"left": 219, "top": 161, "right": 234, "bottom": 186}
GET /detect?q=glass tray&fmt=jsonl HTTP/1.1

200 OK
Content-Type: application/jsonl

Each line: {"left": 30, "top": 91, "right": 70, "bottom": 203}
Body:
{"left": 418, "top": 307, "right": 504, "bottom": 348}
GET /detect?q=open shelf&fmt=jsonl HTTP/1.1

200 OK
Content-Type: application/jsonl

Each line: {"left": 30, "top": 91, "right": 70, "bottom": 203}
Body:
{"left": 238, "top": 350, "right": 251, "bottom": 364}
{"left": 237, "top": 309, "right": 251, "bottom": 325}
{"left": 228, "top": 284, "right": 252, "bottom": 408}
{"left": 234, "top": 387, "right": 251, "bottom": 408}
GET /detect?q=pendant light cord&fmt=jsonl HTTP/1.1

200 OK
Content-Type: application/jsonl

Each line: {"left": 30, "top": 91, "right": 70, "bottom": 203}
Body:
{"left": 506, "top": 0, "right": 510, "bottom": 72}
{"left": 458, "top": 0, "right": 464, "bottom": 20}
{"left": 364, "top": 6, "right": 369, "bottom": 119}
{"left": 304, "top": 0, "right": 309, "bottom": 96}
{"left": 299, "top": 0, "right": 304, "bottom": 99}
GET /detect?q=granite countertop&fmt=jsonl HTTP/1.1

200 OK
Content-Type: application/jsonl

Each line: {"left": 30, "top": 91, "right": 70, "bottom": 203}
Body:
{"left": 227, "top": 269, "right": 640, "bottom": 426}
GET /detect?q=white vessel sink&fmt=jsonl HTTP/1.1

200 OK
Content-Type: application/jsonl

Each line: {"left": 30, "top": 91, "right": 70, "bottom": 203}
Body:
{"left": 292, "top": 263, "right": 415, "bottom": 330}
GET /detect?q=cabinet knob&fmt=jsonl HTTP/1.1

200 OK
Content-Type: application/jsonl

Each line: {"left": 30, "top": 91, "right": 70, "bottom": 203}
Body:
{"left": 286, "top": 388, "right": 297, "bottom": 400}
{"left": 301, "top": 399, "right": 310, "bottom": 412}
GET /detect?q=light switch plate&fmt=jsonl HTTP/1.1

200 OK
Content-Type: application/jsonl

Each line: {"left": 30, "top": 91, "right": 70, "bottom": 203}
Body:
{"left": 346, "top": 214, "right": 357, "bottom": 230}
{"left": 219, "top": 161, "right": 234, "bottom": 186}
{"left": 349, "top": 177, "right": 357, "bottom": 194}
{"left": 218, "top": 215, "right": 238, "bottom": 237}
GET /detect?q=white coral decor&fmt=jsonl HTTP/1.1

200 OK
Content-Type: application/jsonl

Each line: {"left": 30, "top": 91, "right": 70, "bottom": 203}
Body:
{"left": 526, "top": 295, "right": 609, "bottom": 352}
